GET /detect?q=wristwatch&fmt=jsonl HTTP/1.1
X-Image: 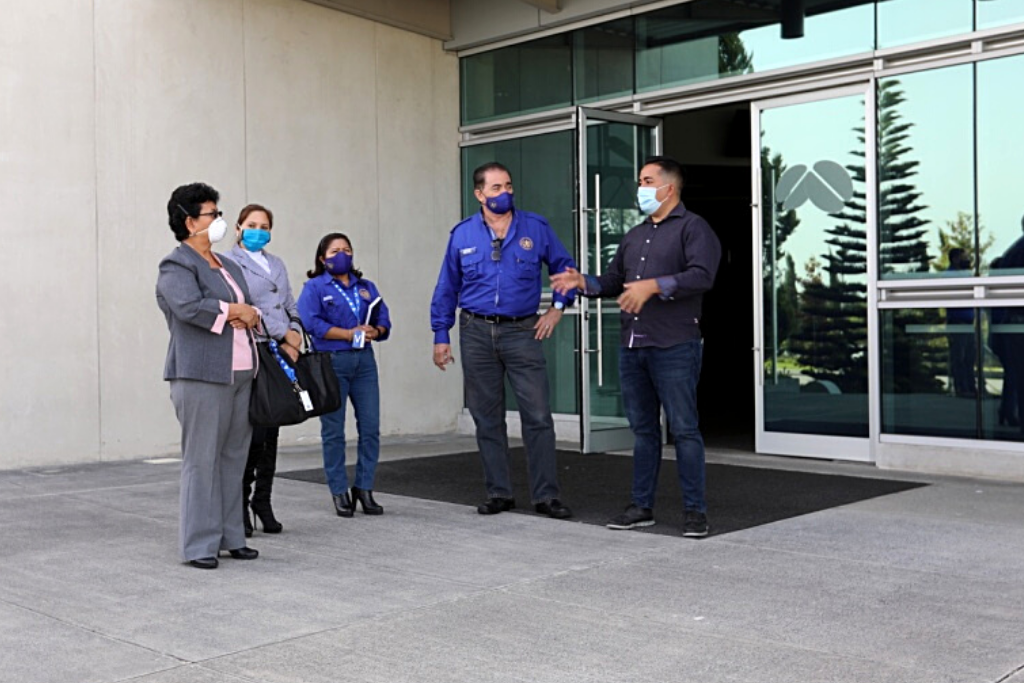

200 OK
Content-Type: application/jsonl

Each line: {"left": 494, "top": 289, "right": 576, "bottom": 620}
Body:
{"left": 552, "top": 301, "right": 565, "bottom": 311}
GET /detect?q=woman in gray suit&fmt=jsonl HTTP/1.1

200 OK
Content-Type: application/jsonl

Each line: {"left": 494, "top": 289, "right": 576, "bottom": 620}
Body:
{"left": 156, "top": 182, "right": 261, "bottom": 570}
{"left": 229, "top": 203, "right": 303, "bottom": 536}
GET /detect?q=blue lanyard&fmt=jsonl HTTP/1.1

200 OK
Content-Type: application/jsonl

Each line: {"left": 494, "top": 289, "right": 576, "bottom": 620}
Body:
{"left": 330, "top": 280, "right": 363, "bottom": 324}
{"left": 267, "top": 339, "right": 298, "bottom": 384}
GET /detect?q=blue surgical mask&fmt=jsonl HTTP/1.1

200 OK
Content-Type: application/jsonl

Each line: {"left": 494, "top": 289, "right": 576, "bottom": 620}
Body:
{"left": 485, "top": 192, "right": 514, "bottom": 215}
{"left": 240, "top": 228, "right": 271, "bottom": 251}
{"left": 324, "top": 252, "right": 352, "bottom": 275}
{"left": 637, "top": 185, "right": 668, "bottom": 215}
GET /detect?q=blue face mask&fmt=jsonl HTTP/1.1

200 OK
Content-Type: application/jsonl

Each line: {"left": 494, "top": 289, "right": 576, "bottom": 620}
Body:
{"left": 240, "top": 228, "right": 271, "bottom": 251}
{"left": 324, "top": 252, "right": 353, "bottom": 276}
{"left": 485, "top": 192, "right": 514, "bottom": 215}
{"left": 637, "top": 185, "right": 668, "bottom": 215}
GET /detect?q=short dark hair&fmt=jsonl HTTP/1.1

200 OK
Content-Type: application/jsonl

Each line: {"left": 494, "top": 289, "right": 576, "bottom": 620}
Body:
{"left": 307, "top": 232, "right": 364, "bottom": 280}
{"left": 642, "top": 156, "right": 686, "bottom": 192}
{"left": 167, "top": 182, "right": 220, "bottom": 242}
{"left": 473, "top": 162, "right": 512, "bottom": 190}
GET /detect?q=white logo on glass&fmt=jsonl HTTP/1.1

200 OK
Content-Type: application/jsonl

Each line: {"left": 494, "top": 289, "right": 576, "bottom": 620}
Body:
{"left": 775, "top": 161, "right": 854, "bottom": 213}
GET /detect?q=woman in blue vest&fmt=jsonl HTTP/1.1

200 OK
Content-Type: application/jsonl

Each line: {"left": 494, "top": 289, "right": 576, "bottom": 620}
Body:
{"left": 297, "top": 233, "right": 392, "bottom": 517}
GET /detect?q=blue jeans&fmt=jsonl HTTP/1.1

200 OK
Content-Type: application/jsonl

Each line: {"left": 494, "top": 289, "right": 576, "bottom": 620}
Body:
{"left": 319, "top": 347, "right": 380, "bottom": 495}
{"left": 459, "top": 311, "right": 560, "bottom": 504}
{"left": 620, "top": 339, "right": 706, "bottom": 513}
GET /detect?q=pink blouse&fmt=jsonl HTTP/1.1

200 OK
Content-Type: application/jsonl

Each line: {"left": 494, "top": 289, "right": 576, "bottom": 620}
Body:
{"left": 209, "top": 261, "right": 256, "bottom": 372}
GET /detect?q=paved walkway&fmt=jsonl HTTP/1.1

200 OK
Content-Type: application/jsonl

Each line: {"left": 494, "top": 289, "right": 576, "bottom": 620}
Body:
{"left": 2, "top": 436, "right": 1024, "bottom": 683}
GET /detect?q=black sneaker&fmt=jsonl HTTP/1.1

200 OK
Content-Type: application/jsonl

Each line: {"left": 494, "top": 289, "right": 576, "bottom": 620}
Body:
{"left": 477, "top": 497, "right": 515, "bottom": 515}
{"left": 606, "top": 504, "right": 655, "bottom": 530}
{"left": 683, "top": 510, "right": 709, "bottom": 538}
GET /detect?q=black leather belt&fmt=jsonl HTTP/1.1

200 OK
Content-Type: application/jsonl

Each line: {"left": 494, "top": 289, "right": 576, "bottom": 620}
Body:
{"left": 463, "top": 310, "right": 534, "bottom": 324}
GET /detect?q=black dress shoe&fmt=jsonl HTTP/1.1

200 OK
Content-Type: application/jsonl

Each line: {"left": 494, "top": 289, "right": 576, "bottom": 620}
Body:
{"left": 228, "top": 547, "right": 259, "bottom": 560}
{"left": 189, "top": 557, "right": 218, "bottom": 569}
{"left": 477, "top": 497, "right": 515, "bottom": 515}
{"left": 535, "top": 499, "right": 573, "bottom": 519}
{"left": 333, "top": 492, "right": 355, "bottom": 517}
{"left": 351, "top": 486, "right": 384, "bottom": 515}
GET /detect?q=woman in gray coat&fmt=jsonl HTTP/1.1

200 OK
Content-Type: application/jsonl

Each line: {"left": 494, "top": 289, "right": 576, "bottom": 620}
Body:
{"left": 156, "top": 182, "right": 262, "bottom": 570}
{"left": 229, "top": 203, "right": 303, "bottom": 536}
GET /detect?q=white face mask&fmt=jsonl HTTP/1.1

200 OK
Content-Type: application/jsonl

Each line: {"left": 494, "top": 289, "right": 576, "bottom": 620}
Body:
{"left": 196, "top": 216, "right": 228, "bottom": 244}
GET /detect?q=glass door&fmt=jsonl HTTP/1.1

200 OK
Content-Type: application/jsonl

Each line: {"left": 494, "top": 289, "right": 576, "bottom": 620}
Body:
{"left": 577, "top": 107, "right": 663, "bottom": 453}
{"left": 752, "top": 86, "right": 874, "bottom": 461}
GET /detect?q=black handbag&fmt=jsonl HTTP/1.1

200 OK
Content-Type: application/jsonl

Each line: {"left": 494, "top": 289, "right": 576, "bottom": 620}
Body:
{"left": 249, "top": 332, "right": 341, "bottom": 428}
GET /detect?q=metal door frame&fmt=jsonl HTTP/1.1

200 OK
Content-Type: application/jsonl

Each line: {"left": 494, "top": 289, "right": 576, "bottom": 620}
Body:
{"left": 576, "top": 106, "right": 663, "bottom": 453}
{"left": 750, "top": 82, "right": 877, "bottom": 462}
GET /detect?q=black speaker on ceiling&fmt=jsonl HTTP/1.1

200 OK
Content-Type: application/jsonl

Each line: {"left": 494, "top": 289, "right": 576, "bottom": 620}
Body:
{"left": 781, "top": 0, "right": 805, "bottom": 39}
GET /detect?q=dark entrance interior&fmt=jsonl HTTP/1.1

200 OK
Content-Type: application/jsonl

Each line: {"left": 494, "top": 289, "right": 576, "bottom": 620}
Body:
{"left": 662, "top": 103, "right": 754, "bottom": 451}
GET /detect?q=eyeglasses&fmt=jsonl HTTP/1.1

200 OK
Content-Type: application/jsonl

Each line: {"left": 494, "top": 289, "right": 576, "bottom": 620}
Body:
{"left": 198, "top": 210, "right": 223, "bottom": 219}
{"left": 491, "top": 238, "right": 502, "bottom": 262}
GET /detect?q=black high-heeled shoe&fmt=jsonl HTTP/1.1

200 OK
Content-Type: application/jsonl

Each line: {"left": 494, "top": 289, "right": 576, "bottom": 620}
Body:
{"left": 351, "top": 486, "right": 384, "bottom": 515}
{"left": 333, "top": 492, "right": 355, "bottom": 517}
{"left": 251, "top": 500, "right": 283, "bottom": 533}
{"left": 243, "top": 505, "right": 254, "bottom": 538}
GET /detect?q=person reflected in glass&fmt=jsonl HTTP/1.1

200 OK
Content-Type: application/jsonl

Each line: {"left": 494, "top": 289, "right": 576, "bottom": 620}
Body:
{"left": 156, "top": 182, "right": 261, "bottom": 569}
{"left": 228, "top": 204, "right": 303, "bottom": 537}
{"left": 297, "top": 234, "right": 391, "bottom": 517}
{"left": 992, "top": 217, "right": 1024, "bottom": 434}
{"left": 945, "top": 248, "right": 976, "bottom": 399}
{"left": 989, "top": 258, "right": 1017, "bottom": 427}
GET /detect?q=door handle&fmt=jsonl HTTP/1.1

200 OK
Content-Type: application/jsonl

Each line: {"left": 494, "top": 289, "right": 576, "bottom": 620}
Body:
{"left": 595, "top": 173, "right": 603, "bottom": 388}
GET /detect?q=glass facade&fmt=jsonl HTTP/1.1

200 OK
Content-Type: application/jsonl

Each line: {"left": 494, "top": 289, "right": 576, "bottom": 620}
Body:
{"left": 760, "top": 94, "right": 869, "bottom": 438}
{"left": 881, "top": 305, "right": 1024, "bottom": 442}
{"left": 636, "top": 0, "right": 874, "bottom": 93}
{"left": 458, "top": 0, "right": 1024, "bottom": 453}
{"left": 461, "top": 34, "right": 572, "bottom": 125}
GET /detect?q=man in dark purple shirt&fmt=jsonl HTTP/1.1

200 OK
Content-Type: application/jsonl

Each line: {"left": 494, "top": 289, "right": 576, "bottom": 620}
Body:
{"left": 552, "top": 156, "right": 721, "bottom": 537}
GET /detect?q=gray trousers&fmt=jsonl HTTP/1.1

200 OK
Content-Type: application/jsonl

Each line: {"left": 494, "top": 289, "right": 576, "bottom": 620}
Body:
{"left": 170, "top": 370, "right": 253, "bottom": 561}
{"left": 459, "top": 312, "right": 560, "bottom": 504}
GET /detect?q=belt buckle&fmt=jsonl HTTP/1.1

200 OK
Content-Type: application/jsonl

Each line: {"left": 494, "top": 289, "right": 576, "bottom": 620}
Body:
{"left": 481, "top": 313, "right": 499, "bottom": 324}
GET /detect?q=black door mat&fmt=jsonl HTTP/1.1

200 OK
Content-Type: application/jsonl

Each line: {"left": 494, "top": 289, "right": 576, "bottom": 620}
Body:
{"left": 279, "top": 449, "right": 927, "bottom": 537}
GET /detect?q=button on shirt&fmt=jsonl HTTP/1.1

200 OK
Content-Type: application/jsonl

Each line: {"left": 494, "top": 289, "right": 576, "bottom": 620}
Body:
{"left": 585, "top": 202, "right": 721, "bottom": 349}
{"left": 297, "top": 273, "right": 391, "bottom": 352}
{"left": 431, "top": 210, "right": 577, "bottom": 344}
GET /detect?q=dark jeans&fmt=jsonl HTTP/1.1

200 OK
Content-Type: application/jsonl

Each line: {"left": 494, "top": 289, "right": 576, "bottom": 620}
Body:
{"left": 459, "top": 311, "right": 560, "bottom": 504}
{"left": 319, "top": 347, "right": 380, "bottom": 495}
{"left": 948, "top": 333, "right": 976, "bottom": 398}
{"left": 243, "top": 425, "right": 279, "bottom": 506}
{"left": 620, "top": 339, "right": 706, "bottom": 513}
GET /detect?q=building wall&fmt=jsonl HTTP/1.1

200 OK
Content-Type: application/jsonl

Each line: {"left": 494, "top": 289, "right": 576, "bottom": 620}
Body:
{"left": 447, "top": 0, "right": 667, "bottom": 51}
{"left": 0, "top": 0, "right": 463, "bottom": 469}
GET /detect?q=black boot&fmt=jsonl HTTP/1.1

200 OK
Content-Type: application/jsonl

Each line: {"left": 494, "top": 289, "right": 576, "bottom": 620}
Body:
{"left": 250, "top": 426, "right": 282, "bottom": 533}
{"left": 333, "top": 492, "right": 355, "bottom": 517}
{"left": 243, "top": 503, "right": 254, "bottom": 538}
{"left": 251, "top": 499, "right": 283, "bottom": 533}
{"left": 351, "top": 486, "right": 384, "bottom": 515}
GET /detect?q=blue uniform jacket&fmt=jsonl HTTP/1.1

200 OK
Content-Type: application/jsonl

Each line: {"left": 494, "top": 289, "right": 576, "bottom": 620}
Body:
{"left": 297, "top": 272, "right": 392, "bottom": 352}
{"left": 430, "top": 210, "right": 577, "bottom": 344}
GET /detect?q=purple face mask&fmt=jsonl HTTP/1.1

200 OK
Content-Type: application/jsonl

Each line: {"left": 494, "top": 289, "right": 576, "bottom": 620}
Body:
{"left": 485, "top": 192, "right": 514, "bottom": 215}
{"left": 324, "top": 252, "right": 352, "bottom": 275}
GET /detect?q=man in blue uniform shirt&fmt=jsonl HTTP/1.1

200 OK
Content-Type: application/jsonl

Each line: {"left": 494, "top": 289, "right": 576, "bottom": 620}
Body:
{"left": 431, "top": 162, "right": 576, "bottom": 519}
{"left": 552, "top": 156, "right": 721, "bottom": 538}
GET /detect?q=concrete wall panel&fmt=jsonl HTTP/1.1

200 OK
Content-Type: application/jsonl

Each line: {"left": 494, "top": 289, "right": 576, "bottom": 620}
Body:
{"left": 375, "top": 25, "right": 464, "bottom": 435}
{"left": 95, "top": 0, "right": 248, "bottom": 460}
{"left": 0, "top": 2, "right": 99, "bottom": 468}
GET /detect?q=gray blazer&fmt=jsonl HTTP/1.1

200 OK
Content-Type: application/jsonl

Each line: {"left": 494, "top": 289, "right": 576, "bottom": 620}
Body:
{"left": 156, "top": 244, "right": 255, "bottom": 385}
{"left": 228, "top": 245, "right": 302, "bottom": 343}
